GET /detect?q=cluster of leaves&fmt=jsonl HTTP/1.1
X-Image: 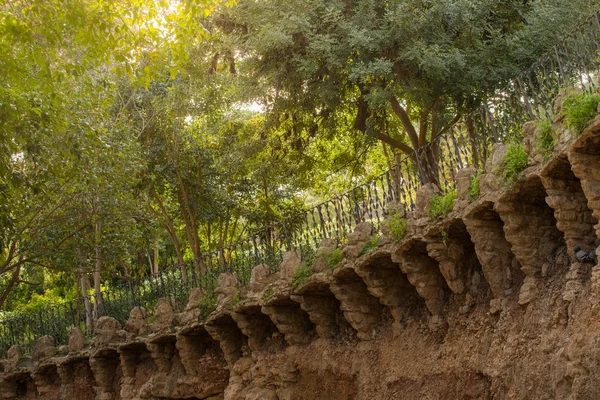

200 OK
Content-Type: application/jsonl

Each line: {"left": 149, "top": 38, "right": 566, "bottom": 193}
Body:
{"left": 326, "top": 248, "right": 344, "bottom": 269}
{"left": 501, "top": 143, "right": 528, "bottom": 184}
{"left": 292, "top": 264, "right": 313, "bottom": 287}
{"left": 429, "top": 190, "right": 458, "bottom": 220}
{"left": 563, "top": 92, "right": 600, "bottom": 133}
{"left": 387, "top": 212, "right": 408, "bottom": 242}
{"left": 359, "top": 235, "right": 379, "bottom": 256}
{"left": 536, "top": 120, "right": 555, "bottom": 158}
{"left": 469, "top": 171, "right": 484, "bottom": 201}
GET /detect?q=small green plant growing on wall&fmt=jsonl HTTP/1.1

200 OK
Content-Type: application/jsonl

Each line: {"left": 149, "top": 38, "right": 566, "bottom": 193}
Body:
{"left": 292, "top": 264, "right": 313, "bottom": 287}
{"left": 563, "top": 92, "right": 600, "bottom": 133}
{"left": 200, "top": 294, "right": 218, "bottom": 318}
{"left": 468, "top": 171, "right": 483, "bottom": 201}
{"left": 262, "top": 287, "right": 274, "bottom": 301}
{"left": 439, "top": 227, "right": 449, "bottom": 246}
{"left": 429, "top": 190, "right": 458, "bottom": 220}
{"left": 359, "top": 235, "right": 379, "bottom": 256}
{"left": 501, "top": 142, "right": 528, "bottom": 184}
{"left": 231, "top": 294, "right": 241, "bottom": 309}
{"left": 536, "top": 119, "right": 555, "bottom": 158}
{"left": 326, "top": 248, "right": 344, "bottom": 269}
{"left": 388, "top": 211, "right": 408, "bottom": 241}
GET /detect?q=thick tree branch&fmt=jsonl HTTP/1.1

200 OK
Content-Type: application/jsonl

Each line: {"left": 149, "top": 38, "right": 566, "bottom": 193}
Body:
{"left": 390, "top": 96, "right": 419, "bottom": 149}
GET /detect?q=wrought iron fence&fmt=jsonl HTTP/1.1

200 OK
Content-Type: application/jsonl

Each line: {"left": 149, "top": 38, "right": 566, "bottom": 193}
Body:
{"left": 1, "top": 11, "right": 599, "bottom": 359}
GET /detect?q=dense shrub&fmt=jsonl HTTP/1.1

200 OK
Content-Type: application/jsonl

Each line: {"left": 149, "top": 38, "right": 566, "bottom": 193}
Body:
{"left": 501, "top": 142, "right": 528, "bottom": 184}
{"left": 429, "top": 190, "right": 458, "bottom": 220}
{"left": 563, "top": 92, "right": 600, "bottom": 132}
{"left": 387, "top": 211, "right": 408, "bottom": 241}
{"left": 468, "top": 171, "right": 483, "bottom": 201}
{"left": 326, "top": 248, "right": 343, "bottom": 269}
{"left": 292, "top": 264, "right": 313, "bottom": 287}
{"left": 359, "top": 235, "right": 378, "bottom": 256}
{"left": 536, "top": 119, "right": 555, "bottom": 158}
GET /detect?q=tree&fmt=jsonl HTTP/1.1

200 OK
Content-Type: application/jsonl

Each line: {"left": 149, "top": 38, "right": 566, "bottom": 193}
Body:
{"left": 222, "top": 0, "right": 598, "bottom": 183}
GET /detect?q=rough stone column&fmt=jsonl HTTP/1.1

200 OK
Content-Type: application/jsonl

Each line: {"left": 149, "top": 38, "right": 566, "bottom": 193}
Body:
{"left": 146, "top": 336, "right": 177, "bottom": 375}
{"left": 568, "top": 116, "right": 600, "bottom": 263}
{"left": 205, "top": 312, "right": 247, "bottom": 365}
{"left": 353, "top": 248, "right": 421, "bottom": 334}
{"left": 329, "top": 264, "right": 383, "bottom": 340}
{"left": 425, "top": 219, "right": 482, "bottom": 296}
{"left": 464, "top": 201, "right": 516, "bottom": 302}
{"left": 392, "top": 239, "right": 449, "bottom": 319}
{"left": 57, "top": 356, "right": 96, "bottom": 400}
{"left": 32, "top": 363, "right": 60, "bottom": 400}
{"left": 291, "top": 274, "right": 348, "bottom": 339}
{"left": 495, "top": 175, "right": 568, "bottom": 304}
{"left": 118, "top": 342, "right": 151, "bottom": 400}
{"left": 261, "top": 286, "right": 315, "bottom": 346}
{"left": 541, "top": 156, "right": 598, "bottom": 258}
{"left": 231, "top": 302, "right": 283, "bottom": 352}
{"left": 89, "top": 348, "right": 122, "bottom": 400}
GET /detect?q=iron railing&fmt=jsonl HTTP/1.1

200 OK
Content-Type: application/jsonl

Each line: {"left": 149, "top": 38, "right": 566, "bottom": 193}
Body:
{"left": 1, "top": 10, "right": 599, "bottom": 358}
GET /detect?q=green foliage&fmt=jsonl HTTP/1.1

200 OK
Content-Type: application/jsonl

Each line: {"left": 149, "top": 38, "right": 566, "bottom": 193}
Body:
{"left": 199, "top": 294, "right": 218, "bottom": 318}
{"left": 469, "top": 171, "right": 483, "bottom": 201}
{"left": 388, "top": 212, "right": 408, "bottom": 242}
{"left": 563, "top": 92, "right": 600, "bottom": 133}
{"left": 439, "top": 227, "right": 449, "bottom": 246}
{"left": 326, "top": 248, "right": 344, "bottom": 269}
{"left": 231, "top": 294, "right": 241, "bottom": 310}
{"left": 429, "top": 190, "right": 458, "bottom": 220}
{"left": 359, "top": 236, "right": 379, "bottom": 256}
{"left": 292, "top": 264, "right": 313, "bottom": 287}
{"left": 262, "top": 287, "right": 274, "bottom": 301}
{"left": 501, "top": 143, "right": 528, "bottom": 184}
{"left": 536, "top": 120, "right": 555, "bottom": 158}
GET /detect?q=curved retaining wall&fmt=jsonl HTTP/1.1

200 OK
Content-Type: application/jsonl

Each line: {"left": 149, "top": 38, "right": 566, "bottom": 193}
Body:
{"left": 2, "top": 112, "right": 600, "bottom": 399}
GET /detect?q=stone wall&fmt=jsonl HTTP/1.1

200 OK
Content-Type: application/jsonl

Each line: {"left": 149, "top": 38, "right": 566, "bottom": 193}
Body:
{"left": 2, "top": 111, "right": 600, "bottom": 400}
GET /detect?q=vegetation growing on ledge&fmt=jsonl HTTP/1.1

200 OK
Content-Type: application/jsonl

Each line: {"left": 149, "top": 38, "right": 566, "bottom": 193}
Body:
{"left": 563, "top": 92, "right": 600, "bottom": 133}
{"left": 326, "top": 248, "right": 344, "bottom": 269}
{"left": 536, "top": 120, "right": 555, "bottom": 158}
{"left": 388, "top": 212, "right": 408, "bottom": 242}
{"left": 429, "top": 190, "right": 458, "bottom": 220}
{"left": 469, "top": 171, "right": 484, "bottom": 201}
{"left": 292, "top": 264, "right": 313, "bottom": 287}
{"left": 359, "top": 236, "right": 379, "bottom": 256}
{"left": 501, "top": 143, "right": 529, "bottom": 184}
{"left": 0, "top": 0, "right": 597, "bottom": 338}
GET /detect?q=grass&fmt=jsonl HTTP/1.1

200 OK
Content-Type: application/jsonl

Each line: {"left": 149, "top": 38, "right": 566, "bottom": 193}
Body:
{"left": 468, "top": 171, "right": 483, "bottom": 201}
{"left": 563, "top": 92, "right": 600, "bottom": 133}
{"left": 536, "top": 119, "right": 555, "bottom": 159}
{"left": 429, "top": 189, "right": 458, "bottom": 220}
{"left": 501, "top": 142, "right": 528, "bottom": 184}
{"left": 359, "top": 235, "right": 379, "bottom": 256}
{"left": 387, "top": 211, "right": 408, "bottom": 241}
{"left": 326, "top": 248, "right": 343, "bottom": 269}
{"left": 292, "top": 263, "right": 313, "bottom": 287}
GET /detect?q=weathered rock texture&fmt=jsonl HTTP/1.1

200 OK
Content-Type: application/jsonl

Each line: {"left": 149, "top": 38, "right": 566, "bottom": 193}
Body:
{"left": 2, "top": 112, "right": 600, "bottom": 400}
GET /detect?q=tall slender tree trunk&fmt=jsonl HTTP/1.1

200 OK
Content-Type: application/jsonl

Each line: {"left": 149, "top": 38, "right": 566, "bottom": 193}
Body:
{"left": 153, "top": 239, "right": 159, "bottom": 275}
{"left": 79, "top": 270, "right": 93, "bottom": 333}
{"left": 93, "top": 218, "right": 103, "bottom": 321}
{"left": 149, "top": 188, "right": 187, "bottom": 282}
{"left": 175, "top": 166, "right": 204, "bottom": 276}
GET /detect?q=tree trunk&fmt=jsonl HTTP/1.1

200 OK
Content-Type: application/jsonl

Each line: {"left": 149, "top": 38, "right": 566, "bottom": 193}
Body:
{"left": 150, "top": 187, "right": 186, "bottom": 280}
{"left": 93, "top": 218, "right": 102, "bottom": 321}
{"left": 80, "top": 271, "right": 93, "bottom": 333}
{"left": 153, "top": 239, "right": 159, "bottom": 275}
{"left": 0, "top": 263, "right": 22, "bottom": 310}
{"left": 175, "top": 166, "right": 203, "bottom": 275}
